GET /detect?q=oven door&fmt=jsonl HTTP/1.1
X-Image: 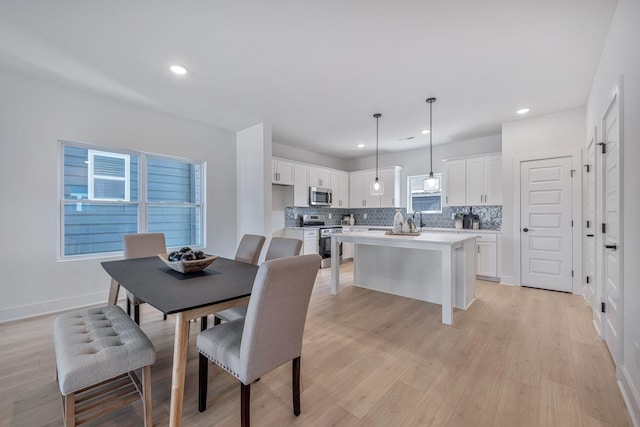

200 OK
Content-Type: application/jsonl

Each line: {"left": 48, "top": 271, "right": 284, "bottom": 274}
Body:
{"left": 318, "top": 236, "right": 342, "bottom": 267}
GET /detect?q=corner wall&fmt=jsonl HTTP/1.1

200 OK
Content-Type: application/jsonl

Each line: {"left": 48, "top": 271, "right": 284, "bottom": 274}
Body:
{"left": 586, "top": 0, "right": 640, "bottom": 423}
{"left": 501, "top": 108, "right": 585, "bottom": 286}
{"left": 0, "top": 70, "right": 238, "bottom": 322}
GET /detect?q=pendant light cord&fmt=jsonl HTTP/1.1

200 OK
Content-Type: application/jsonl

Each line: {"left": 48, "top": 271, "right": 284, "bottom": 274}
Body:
{"left": 426, "top": 98, "right": 436, "bottom": 177}
{"left": 374, "top": 113, "right": 381, "bottom": 180}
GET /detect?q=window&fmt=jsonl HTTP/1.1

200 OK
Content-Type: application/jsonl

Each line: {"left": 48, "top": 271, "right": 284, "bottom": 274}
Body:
{"left": 407, "top": 174, "right": 443, "bottom": 214}
{"left": 60, "top": 141, "right": 204, "bottom": 258}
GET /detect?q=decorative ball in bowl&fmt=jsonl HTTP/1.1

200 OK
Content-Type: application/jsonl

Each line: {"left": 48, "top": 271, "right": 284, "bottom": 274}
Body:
{"left": 158, "top": 247, "right": 218, "bottom": 273}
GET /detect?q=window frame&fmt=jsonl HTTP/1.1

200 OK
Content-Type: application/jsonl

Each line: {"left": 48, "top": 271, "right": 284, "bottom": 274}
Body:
{"left": 87, "top": 149, "right": 131, "bottom": 201}
{"left": 406, "top": 173, "right": 443, "bottom": 214}
{"left": 58, "top": 140, "right": 206, "bottom": 261}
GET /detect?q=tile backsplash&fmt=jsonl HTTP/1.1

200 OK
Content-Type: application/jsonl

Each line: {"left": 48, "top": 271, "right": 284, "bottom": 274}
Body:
{"left": 285, "top": 205, "right": 501, "bottom": 230}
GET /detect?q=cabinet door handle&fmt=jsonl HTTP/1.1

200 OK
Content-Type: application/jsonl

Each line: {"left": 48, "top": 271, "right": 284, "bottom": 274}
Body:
{"left": 446, "top": 196, "right": 448, "bottom": 204}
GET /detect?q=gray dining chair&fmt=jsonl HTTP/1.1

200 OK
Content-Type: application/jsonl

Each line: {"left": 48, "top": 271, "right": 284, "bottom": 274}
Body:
{"left": 197, "top": 254, "right": 322, "bottom": 426}
{"left": 264, "top": 237, "right": 303, "bottom": 261}
{"left": 123, "top": 233, "right": 167, "bottom": 324}
{"left": 212, "top": 237, "right": 302, "bottom": 326}
{"left": 234, "top": 234, "right": 266, "bottom": 265}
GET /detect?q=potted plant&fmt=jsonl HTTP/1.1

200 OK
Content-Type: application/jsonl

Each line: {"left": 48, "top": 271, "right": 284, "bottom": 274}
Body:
{"left": 454, "top": 213, "right": 464, "bottom": 229}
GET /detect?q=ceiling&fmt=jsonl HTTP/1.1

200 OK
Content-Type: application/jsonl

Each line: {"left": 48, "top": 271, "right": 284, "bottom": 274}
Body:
{"left": 0, "top": 1, "right": 617, "bottom": 159}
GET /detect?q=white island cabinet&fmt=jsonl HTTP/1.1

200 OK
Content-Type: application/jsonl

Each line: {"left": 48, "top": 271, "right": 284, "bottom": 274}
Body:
{"left": 331, "top": 231, "right": 477, "bottom": 325}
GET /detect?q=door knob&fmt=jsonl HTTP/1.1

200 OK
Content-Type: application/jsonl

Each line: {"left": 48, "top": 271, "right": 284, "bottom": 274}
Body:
{"left": 522, "top": 228, "right": 529, "bottom": 232}
{"left": 605, "top": 244, "right": 618, "bottom": 250}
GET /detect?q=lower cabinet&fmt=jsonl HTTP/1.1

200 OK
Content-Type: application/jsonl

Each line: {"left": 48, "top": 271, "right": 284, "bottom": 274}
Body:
{"left": 476, "top": 233, "right": 498, "bottom": 278}
{"left": 303, "top": 229, "right": 319, "bottom": 255}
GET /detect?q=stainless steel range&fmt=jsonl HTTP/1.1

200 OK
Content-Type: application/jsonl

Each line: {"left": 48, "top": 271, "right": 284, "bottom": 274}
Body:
{"left": 302, "top": 215, "right": 342, "bottom": 268}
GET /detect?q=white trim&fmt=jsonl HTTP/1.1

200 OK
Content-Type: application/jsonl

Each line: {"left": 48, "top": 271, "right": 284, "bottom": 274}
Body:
{"left": 440, "top": 152, "right": 501, "bottom": 162}
{"left": 87, "top": 149, "right": 130, "bottom": 201}
{"left": 0, "top": 291, "right": 125, "bottom": 324}
{"left": 619, "top": 365, "right": 640, "bottom": 427}
{"left": 512, "top": 149, "right": 582, "bottom": 292}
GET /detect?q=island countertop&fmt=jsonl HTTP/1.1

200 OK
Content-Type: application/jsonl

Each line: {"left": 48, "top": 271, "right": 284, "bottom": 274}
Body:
{"left": 337, "top": 230, "right": 477, "bottom": 248}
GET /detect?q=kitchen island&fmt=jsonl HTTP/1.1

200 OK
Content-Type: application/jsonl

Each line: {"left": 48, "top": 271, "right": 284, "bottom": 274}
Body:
{"left": 331, "top": 230, "right": 477, "bottom": 325}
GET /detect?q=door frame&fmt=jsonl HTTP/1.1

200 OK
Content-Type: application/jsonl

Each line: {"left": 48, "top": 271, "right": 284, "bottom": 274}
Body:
{"left": 598, "top": 81, "right": 625, "bottom": 362}
{"left": 582, "top": 127, "right": 600, "bottom": 332}
{"left": 512, "top": 149, "right": 583, "bottom": 292}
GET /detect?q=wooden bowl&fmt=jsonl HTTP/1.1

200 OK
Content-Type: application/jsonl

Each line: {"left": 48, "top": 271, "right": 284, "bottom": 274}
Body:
{"left": 158, "top": 253, "right": 218, "bottom": 273}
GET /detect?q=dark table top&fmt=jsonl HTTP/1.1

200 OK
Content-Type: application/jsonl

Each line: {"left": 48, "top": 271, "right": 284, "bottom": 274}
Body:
{"left": 101, "top": 256, "right": 258, "bottom": 314}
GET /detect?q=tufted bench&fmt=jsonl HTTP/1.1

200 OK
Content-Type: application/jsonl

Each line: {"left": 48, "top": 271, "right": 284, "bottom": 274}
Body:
{"left": 53, "top": 305, "right": 156, "bottom": 426}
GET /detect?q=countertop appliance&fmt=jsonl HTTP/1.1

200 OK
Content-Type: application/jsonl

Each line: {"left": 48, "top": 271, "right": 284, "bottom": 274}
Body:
{"left": 463, "top": 208, "right": 480, "bottom": 229}
{"left": 309, "top": 186, "right": 332, "bottom": 206}
{"left": 302, "top": 215, "right": 342, "bottom": 268}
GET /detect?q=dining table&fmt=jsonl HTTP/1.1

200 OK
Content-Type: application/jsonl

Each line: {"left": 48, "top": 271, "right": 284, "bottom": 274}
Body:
{"left": 102, "top": 255, "right": 258, "bottom": 427}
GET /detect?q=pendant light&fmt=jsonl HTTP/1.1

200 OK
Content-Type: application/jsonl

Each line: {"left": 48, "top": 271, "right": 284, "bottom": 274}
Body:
{"left": 424, "top": 97, "right": 440, "bottom": 192}
{"left": 370, "top": 113, "right": 384, "bottom": 196}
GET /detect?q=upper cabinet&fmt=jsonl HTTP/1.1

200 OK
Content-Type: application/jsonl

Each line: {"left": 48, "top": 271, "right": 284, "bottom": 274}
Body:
{"left": 465, "top": 154, "right": 501, "bottom": 205}
{"left": 443, "top": 154, "right": 502, "bottom": 207}
{"left": 331, "top": 170, "right": 349, "bottom": 208}
{"left": 349, "top": 167, "right": 401, "bottom": 208}
{"left": 443, "top": 160, "right": 466, "bottom": 207}
{"left": 272, "top": 158, "right": 294, "bottom": 185}
{"left": 293, "top": 164, "right": 310, "bottom": 206}
{"left": 309, "top": 166, "right": 331, "bottom": 188}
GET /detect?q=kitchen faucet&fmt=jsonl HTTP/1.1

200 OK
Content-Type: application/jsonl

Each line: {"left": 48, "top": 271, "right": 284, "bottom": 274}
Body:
{"left": 413, "top": 211, "right": 424, "bottom": 228}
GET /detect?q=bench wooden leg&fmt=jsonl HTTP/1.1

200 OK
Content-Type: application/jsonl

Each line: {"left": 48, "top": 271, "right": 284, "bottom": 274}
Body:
{"left": 142, "top": 365, "right": 152, "bottom": 427}
{"left": 64, "top": 393, "right": 75, "bottom": 427}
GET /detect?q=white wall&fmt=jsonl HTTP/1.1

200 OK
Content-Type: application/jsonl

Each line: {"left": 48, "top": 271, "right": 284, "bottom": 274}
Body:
{"left": 348, "top": 134, "right": 502, "bottom": 207}
{"left": 272, "top": 141, "right": 350, "bottom": 171}
{"left": 0, "top": 70, "right": 238, "bottom": 322}
{"left": 586, "top": 0, "right": 640, "bottom": 421}
{"left": 501, "top": 108, "right": 585, "bottom": 287}
{"left": 236, "top": 123, "right": 272, "bottom": 242}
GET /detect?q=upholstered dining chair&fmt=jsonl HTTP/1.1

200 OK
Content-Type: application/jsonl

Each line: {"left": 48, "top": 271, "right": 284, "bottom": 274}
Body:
{"left": 212, "top": 237, "right": 302, "bottom": 326}
{"left": 196, "top": 254, "right": 322, "bottom": 426}
{"left": 264, "top": 237, "right": 303, "bottom": 261}
{"left": 123, "top": 233, "right": 167, "bottom": 325}
{"left": 234, "top": 234, "right": 266, "bottom": 265}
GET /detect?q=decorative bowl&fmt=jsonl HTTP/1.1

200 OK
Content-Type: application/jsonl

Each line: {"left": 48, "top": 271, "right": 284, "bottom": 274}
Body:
{"left": 158, "top": 253, "right": 218, "bottom": 273}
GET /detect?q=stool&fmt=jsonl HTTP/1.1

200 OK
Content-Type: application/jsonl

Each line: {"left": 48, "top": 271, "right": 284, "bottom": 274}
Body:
{"left": 53, "top": 305, "right": 156, "bottom": 426}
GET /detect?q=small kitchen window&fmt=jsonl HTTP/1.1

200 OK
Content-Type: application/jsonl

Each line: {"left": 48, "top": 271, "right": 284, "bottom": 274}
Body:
{"left": 407, "top": 174, "right": 443, "bottom": 214}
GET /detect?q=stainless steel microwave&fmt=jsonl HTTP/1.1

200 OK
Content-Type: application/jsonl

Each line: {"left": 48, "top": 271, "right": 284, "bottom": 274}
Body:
{"left": 309, "top": 187, "right": 332, "bottom": 206}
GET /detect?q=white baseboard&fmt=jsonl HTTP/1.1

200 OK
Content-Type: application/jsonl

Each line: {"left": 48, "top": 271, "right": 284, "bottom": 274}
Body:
{"left": 619, "top": 365, "right": 640, "bottom": 427}
{"left": 0, "top": 291, "right": 124, "bottom": 323}
{"left": 500, "top": 275, "right": 515, "bottom": 286}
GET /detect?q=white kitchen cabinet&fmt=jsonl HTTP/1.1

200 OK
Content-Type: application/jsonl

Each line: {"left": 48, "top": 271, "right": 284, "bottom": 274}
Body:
{"left": 443, "top": 160, "right": 466, "bottom": 206}
{"left": 342, "top": 242, "right": 354, "bottom": 260}
{"left": 272, "top": 158, "right": 294, "bottom": 185}
{"left": 349, "top": 167, "right": 402, "bottom": 208}
{"left": 309, "top": 166, "right": 331, "bottom": 188}
{"left": 465, "top": 154, "right": 501, "bottom": 205}
{"left": 475, "top": 233, "right": 497, "bottom": 278}
{"left": 303, "top": 228, "right": 319, "bottom": 255}
{"left": 293, "top": 164, "right": 310, "bottom": 206}
{"left": 444, "top": 154, "right": 501, "bottom": 206}
{"left": 331, "top": 170, "right": 349, "bottom": 208}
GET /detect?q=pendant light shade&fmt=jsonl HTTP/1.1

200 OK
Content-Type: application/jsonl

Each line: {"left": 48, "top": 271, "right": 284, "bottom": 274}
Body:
{"left": 370, "top": 113, "right": 384, "bottom": 196}
{"left": 424, "top": 97, "right": 440, "bottom": 192}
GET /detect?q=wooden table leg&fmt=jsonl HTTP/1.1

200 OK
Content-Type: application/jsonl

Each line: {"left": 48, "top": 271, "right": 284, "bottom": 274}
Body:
{"left": 169, "top": 312, "right": 190, "bottom": 427}
{"left": 107, "top": 278, "right": 120, "bottom": 305}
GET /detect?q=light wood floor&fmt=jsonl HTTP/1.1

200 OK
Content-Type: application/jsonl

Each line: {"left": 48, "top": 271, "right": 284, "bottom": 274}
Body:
{"left": 0, "top": 262, "right": 632, "bottom": 426}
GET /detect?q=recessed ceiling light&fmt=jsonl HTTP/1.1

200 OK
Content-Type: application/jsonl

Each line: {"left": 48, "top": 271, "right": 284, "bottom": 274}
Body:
{"left": 516, "top": 107, "right": 530, "bottom": 115}
{"left": 356, "top": 144, "right": 365, "bottom": 148}
{"left": 421, "top": 129, "right": 431, "bottom": 134}
{"left": 170, "top": 65, "right": 188, "bottom": 75}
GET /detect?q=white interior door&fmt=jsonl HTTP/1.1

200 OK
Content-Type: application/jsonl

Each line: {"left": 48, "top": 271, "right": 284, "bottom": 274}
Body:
{"left": 584, "top": 134, "right": 597, "bottom": 313}
{"left": 602, "top": 89, "right": 621, "bottom": 362}
{"left": 520, "top": 157, "right": 573, "bottom": 292}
